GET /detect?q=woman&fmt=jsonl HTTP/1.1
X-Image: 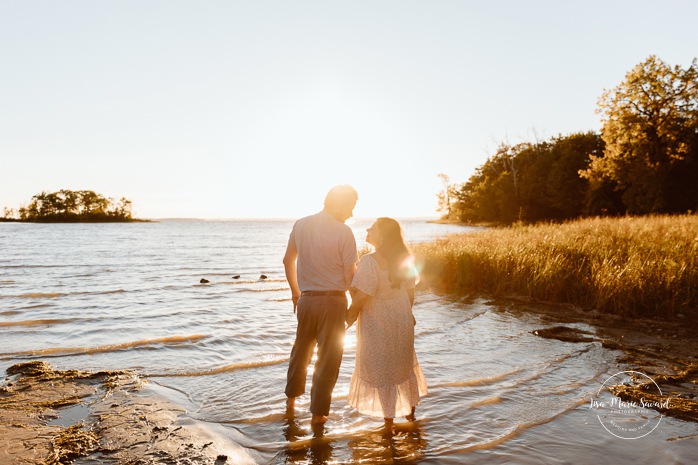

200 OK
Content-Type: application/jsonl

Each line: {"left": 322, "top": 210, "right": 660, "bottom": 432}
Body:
{"left": 346, "top": 217, "right": 427, "bottom": 426}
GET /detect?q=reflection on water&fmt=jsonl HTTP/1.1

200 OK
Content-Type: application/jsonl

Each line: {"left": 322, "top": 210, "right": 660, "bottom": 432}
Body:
{"left": 280, "top": 414, "right": 427, "bottom": 465}
{"left": 346, "top": 421, "right": 427, "bottom": 464}
{"left": 282, "top": 416, "right": 334, "bottom": 464}
{"left": 1, "top": 221, "right": 697, "bottom": 464}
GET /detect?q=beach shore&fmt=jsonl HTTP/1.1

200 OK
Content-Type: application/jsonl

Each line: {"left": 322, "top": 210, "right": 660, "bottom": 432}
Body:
{"left": 509, "top": 297, "right": 698, "bottom": 422}
{"left": 1, "top": 300, "right": 696, "bottom": 464}
{"left": 0, "top": 361, "right": 261, "bottom": 465}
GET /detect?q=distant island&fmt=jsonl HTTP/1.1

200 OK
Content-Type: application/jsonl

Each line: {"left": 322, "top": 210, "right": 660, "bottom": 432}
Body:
{"left": 1, "top": 190, "right": 146, "bottom": 223}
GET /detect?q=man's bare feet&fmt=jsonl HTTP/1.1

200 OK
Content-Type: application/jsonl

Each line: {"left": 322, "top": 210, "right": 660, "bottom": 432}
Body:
{"left": 285, "top": 397, "right": 296, "bottom": 411}
{"left": 311, "top": 414, "right": 328, "bottom": 425}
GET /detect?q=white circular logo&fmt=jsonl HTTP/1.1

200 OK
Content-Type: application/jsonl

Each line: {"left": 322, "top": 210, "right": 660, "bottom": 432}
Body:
{"left": 589, "top": 371, "right": 668, "bottom": 439}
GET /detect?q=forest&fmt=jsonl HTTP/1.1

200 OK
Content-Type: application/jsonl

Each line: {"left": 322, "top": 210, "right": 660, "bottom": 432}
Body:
{"left": 438, "top": 56, "right": 698, "bottom": 224}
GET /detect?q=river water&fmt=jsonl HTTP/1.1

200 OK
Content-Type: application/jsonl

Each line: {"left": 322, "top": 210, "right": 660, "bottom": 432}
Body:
{"left": 1, "top": 220, "right": 696, "bottom": 464}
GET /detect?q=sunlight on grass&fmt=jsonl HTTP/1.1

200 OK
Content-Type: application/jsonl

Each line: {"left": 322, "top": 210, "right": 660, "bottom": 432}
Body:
{"left": 412, "top": 214, "right": 698, "bottom": 318}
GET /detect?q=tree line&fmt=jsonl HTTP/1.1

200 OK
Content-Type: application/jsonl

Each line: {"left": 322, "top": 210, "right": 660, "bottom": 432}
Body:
{"left": 2, "top": 190, "right": 135, "bottom": 222}
{"left": 438, "top": 55, "right": 698, "bottom": 224}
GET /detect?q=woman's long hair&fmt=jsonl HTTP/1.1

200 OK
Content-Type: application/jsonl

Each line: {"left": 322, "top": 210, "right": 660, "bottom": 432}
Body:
{"left": 374, "top": 217, "right": 411, "bottom": 288}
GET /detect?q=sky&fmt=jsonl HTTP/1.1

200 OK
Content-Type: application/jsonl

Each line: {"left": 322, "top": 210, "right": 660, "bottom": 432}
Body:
{"left": 1, "top": 1, "right": 697, "bottom": 219}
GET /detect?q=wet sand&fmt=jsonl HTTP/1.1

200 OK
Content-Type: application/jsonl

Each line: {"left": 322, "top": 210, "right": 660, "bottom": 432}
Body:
{"left": 512, "top": 298, "right": 698, "bottom": 422}
{"left": 1, "top": 302, "right": 696, "bottom": 464}
{"left": 0, "top": 361, "right": 261, "bottom": 464}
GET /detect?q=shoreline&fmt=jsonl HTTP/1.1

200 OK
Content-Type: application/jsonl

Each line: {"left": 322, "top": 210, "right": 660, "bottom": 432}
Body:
{"left": 0, "top": 361, "right": 261, "bottom": 465}
{"left": 490, "top": 293, "right": 698, "bottom": 422}
{"left": 2, "top": 298, "right": 697, "bottom": 464}
{"left": 0, "top": 218, "right": 153, "bottom": 223}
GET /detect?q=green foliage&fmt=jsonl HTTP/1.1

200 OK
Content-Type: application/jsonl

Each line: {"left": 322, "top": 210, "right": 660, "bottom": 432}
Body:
{"left": 581, "top": 55, "right": 698, "bottom": 214}
{"left": 16, "top": 190, "right": 134, "bottom": 222}
{"left": 446, "top": 132, "right": 608, "bottom": 224}
{"left": 413, "top": 215, "right": 698, "bottom": 318}
{"left": 438, "top": 55, "right": 698, "bottom": 224}
{"left": 546, "top": 133, "right": 607, "bottom": 216}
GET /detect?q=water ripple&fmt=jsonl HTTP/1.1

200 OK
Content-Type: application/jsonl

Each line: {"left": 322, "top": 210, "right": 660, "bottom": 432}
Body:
{"left": 148, "top": 357, "right": 289, "bottom": 377}
{"left": 1, "top": 334, "right": 208, "bottom": 358}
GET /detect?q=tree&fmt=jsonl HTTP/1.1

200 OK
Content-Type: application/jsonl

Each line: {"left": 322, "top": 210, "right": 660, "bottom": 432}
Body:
{"left": 451, "top": 132, "right": 611, "bottom": 224}
{"left": 436, "top": 173, "right": 456, "bottom": 219}
{"left": 113, "top": 197, "right": 133, "bottom": 218}
{"left": 545, "top": 132, "right": 607, "bottom": 217}
{"left": 17, "top": 190, "right": 135, "bottom": 222}
{"left": 2, "top": 207, "right": 17, "bottom": 220}
{"left": 581, "top": 55, "right": 698, "bottom": 213}
{"left": 454, "top": 144, "right": 522, "bottom": 223}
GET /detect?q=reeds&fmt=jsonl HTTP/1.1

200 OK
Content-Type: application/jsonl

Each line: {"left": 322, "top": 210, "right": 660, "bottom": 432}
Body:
{"left": 412, "top": 214, "right": 698, "bottom": 318}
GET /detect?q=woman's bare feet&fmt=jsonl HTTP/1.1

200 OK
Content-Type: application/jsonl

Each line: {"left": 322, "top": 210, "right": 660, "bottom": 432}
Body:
{"left": 311, "top": 414, "right": 328, "bottom": 425}
{"left": 405, "top": 406, "right": 416, "bottom": 422}
{"left": 382, "top": 418, "right": 395, "bottom": 437}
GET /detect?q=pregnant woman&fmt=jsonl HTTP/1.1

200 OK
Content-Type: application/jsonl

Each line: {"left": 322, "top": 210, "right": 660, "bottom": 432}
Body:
{"left": 346, "top": 217, "right": 427, "bottom": 427}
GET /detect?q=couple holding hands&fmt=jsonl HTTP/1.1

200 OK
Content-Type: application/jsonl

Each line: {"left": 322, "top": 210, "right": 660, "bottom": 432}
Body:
{"left": 283, "top": 185, "right": 427, "bottom": 429}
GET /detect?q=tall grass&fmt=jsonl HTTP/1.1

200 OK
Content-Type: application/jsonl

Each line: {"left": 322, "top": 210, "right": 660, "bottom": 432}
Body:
{"left": 412, "top": 215, "right": 698, "bottom": 318}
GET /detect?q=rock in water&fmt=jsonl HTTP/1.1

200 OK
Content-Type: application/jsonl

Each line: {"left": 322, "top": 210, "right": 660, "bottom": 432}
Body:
{"left": 200, "top": 278, "right": 210, "bottom": 284}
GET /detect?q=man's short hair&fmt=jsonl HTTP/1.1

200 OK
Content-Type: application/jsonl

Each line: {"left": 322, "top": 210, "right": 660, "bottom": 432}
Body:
{"left": 324, "top": 185, "right": 358, "bottom": 210}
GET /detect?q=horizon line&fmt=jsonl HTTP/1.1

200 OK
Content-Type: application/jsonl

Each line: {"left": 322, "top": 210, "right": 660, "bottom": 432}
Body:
{"left": 151, "top": 216, "right": 442, "bottom": 222}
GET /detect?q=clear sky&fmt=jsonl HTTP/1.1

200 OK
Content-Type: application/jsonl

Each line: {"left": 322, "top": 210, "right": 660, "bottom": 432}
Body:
{"left": 1, "top": 1, "right": 696, "bottom": 219}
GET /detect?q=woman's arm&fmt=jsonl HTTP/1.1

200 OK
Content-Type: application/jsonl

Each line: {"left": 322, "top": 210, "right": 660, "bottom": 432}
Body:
{"left": 407, "top": 288, "right": 416, "bottom": 325}
{"left": 346, "top": 289, "right": 370, "bottom": 328}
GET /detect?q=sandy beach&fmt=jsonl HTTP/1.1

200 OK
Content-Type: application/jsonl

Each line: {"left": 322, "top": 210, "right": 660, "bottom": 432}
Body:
{"left": 0, "top": 361, "right": 262, "bottom": 464}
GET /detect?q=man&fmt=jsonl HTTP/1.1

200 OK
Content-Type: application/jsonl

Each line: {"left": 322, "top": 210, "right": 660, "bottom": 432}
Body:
{"left": 283, "top": 185, "right": 359, "bottom": 425}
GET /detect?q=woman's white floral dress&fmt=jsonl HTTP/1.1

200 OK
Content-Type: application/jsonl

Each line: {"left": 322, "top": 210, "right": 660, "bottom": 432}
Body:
{"left": 348, "top": 254, "right": 427, "bottom": 418}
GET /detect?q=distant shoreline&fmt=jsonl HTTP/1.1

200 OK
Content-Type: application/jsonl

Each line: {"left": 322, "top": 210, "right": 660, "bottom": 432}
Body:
{"left": 0, "top": 218, "right": 152, "bottom": 223}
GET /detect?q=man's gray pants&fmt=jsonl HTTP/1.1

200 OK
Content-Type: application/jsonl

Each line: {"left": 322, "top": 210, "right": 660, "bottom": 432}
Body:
{"left": 285, "top": 294, "right": 347, "bottom": 416}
